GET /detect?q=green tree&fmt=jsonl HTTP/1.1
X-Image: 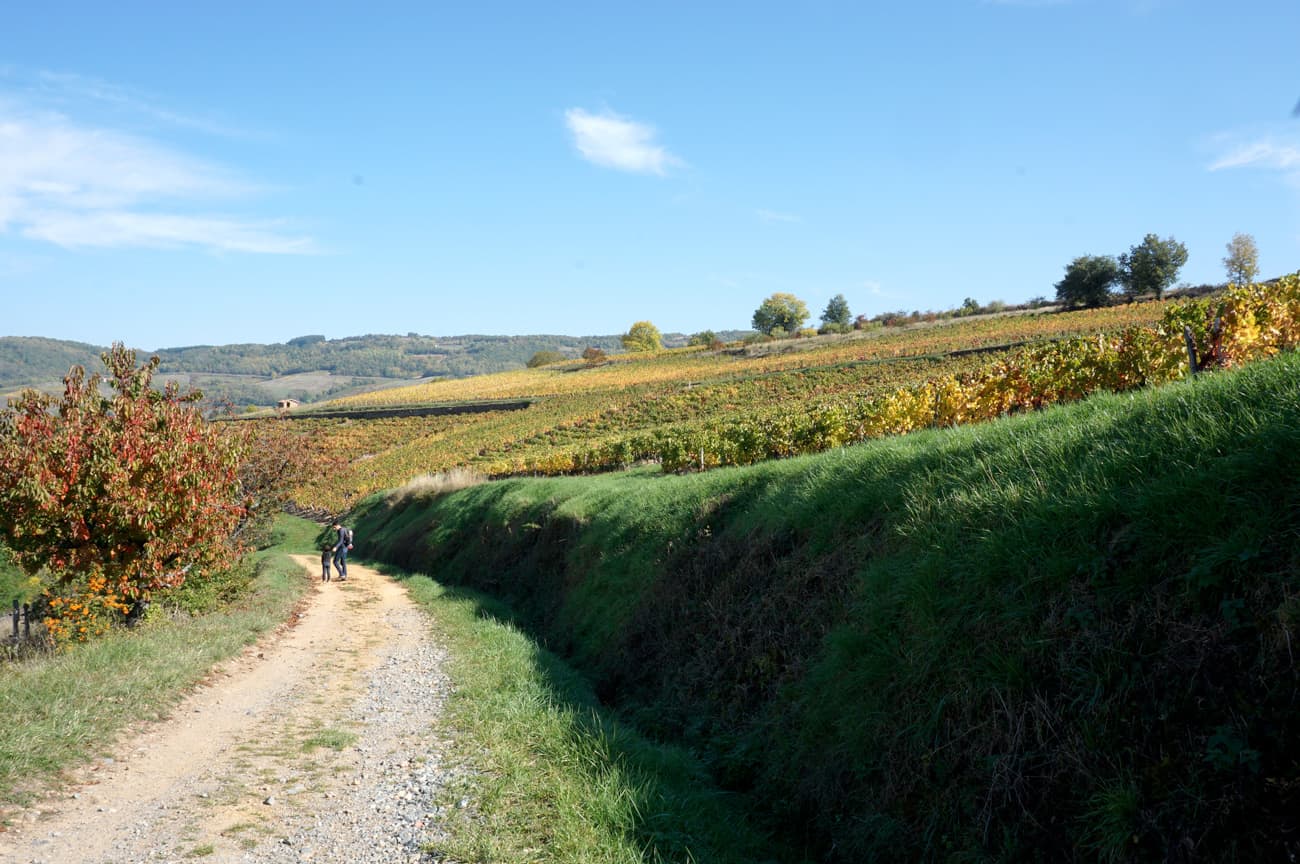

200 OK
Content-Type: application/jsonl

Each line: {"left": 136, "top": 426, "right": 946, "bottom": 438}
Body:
{"left": 526, "top": 350, "right": 566, "bottom": 368}
{"left": 0, "top": 345, "right": 247, "bottom": 641}
{"left": 688, "top": 330, "right": 721, "bottom": 348}
{"left": 1119, "top": 234, "right": 1189, "bottom": 300}
{"left": 1055, "top": 255, "right": 1122, "bottom": 309}
{"left": 820, "top": 294, "right": 852, "bottom": 331}
{"left": 1223, "top": 233, "right": 1259, "bottom": 285}
{"left": 752, "top": 293, "right": 809, "bottom": 336}
{"left": 621, "top": 321, "right": 663, "bottom": 352}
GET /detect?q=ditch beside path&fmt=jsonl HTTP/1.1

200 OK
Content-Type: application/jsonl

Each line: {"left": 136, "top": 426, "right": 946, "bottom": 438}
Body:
{"left": 0, "top": 557, "right": 464, "bottom": 864}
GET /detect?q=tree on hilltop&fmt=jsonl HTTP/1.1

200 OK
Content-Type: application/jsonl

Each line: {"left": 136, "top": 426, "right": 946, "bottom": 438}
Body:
{"left": 820, "top": 294, "right": 852, "bottom": 333}
{"left": 689, "top": 330, "right": 723, "bottom": 349}
{"left": 753, "top": 293, "right": 809, "bottom": 336}
{"left": 621, "top": 321, "right": 663, "bottom": 352}
{"left": 527, "top": 350, "right": 566, "bottom": 368}
{"left": 1119, "top": 234, "right": 1188, "bottom": 300}
{"left": 1055, "top": 255, "right": 1121, "bottom": 309}
{"left": 1223, "top": 233, "right": 1259, "bottom": 285}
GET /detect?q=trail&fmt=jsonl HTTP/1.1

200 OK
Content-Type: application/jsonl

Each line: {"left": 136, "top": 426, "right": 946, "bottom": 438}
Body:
{"left": 0, "top": 558, "right": 462, "bottom": 864}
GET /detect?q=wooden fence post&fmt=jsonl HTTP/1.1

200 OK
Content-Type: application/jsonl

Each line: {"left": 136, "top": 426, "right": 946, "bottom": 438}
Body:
{"left": 1183, "top": 325, "right": 1199, "bottom": 376}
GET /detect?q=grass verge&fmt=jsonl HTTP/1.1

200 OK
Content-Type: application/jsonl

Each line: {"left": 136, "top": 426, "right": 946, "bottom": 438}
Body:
{"left": 0, "top": 514, "right": 318, "bottom": 811}
{"left": 388, "top": 566, "right": 781, "bottom": 864}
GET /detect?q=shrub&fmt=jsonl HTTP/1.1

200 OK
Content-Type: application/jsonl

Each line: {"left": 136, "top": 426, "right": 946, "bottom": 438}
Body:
{"left": 527, "top": 350, "right": 566, "bottom": 368}
{"left": 0, "top": 345, "right": 246, "bottom": 643}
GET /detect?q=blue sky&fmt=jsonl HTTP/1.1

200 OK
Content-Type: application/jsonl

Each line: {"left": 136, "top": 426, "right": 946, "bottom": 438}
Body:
{"left": 2, "top": 0, "right": 1298, "bottom": 349}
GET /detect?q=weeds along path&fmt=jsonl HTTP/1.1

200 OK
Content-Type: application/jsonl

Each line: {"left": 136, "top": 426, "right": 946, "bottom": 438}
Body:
{"left": 0, "top": 557, "right": 464, "bottom": 864}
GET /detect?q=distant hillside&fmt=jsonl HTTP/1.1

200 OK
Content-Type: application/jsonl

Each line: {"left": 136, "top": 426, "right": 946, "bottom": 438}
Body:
{"left": 155, "top": 333, "right": 628, "bottom": 379}
{"left": 0, "top": 337, "right": 105, "bottom": 390}
{"left": 3, "top": 332, "right": 718, "bottom": 407}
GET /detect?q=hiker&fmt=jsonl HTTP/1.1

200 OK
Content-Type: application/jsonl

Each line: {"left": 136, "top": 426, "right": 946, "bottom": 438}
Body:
{"left": 320, "top": 544, "right": 333, "bottom": 582}
{"left": 331, "top": 521, "right": 353, "bottom": 581}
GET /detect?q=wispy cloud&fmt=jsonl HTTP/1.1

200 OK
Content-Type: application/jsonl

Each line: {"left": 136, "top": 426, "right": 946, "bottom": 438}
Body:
{"left": 564, "top": 107, "right": 680, "bottom": 175}
{"left": 863, "top": 279, "right": 905, "bottom": 301}
{"left": 21, "top": 211, "right": 316, "bottom": 254}
{"left": 0, "top": 101, "right": 314, "bottom": 254}
{"left": 34, "top": 70, "right": 250, "bottom": 138}
{"left": 756, "top": 209, "right": 800, "bottom": 223}
{"left": 1209, "top": 138, "right": 1300, "bottom": 172}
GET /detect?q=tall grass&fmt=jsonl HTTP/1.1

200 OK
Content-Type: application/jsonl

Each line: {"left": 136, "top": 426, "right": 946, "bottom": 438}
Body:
{"left": 354, "top": 351, "right": 1300, "bottom": 861}
{"left": 389, "top": 568, "right": 779, "bottom": 863}
{"left": 384, "top": 466, "right": 486, "bottom": 505}
{"left": 0, "top": 515, "right": 317, "bottom": 808}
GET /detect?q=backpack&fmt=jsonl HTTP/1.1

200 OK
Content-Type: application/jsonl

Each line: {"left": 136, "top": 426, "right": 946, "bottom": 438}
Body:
{"left": 344, "top": 527, "right": 354, "bottom": 547}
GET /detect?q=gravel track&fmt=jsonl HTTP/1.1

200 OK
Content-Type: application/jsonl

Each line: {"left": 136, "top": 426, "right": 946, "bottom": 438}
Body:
{"left": 0, "top": 557, "right": 469, "bottom": 864}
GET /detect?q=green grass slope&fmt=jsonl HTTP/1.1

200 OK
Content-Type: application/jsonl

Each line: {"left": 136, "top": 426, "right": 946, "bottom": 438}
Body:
{"left": 353, "top": 352, "right": 1300, "bottom": 862}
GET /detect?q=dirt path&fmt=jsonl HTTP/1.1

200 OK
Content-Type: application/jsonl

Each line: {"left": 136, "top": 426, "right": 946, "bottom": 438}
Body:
{"left": 0, "top": 557, "right": 462, "bottom": 864}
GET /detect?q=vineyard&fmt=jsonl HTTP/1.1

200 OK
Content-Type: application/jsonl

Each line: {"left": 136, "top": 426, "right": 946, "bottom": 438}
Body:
{"left": 280, "top": 280, "right": 1299, "bottom": 512}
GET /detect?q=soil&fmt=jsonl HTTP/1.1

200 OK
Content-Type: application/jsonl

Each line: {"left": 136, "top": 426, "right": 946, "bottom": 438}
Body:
{"left": 0, "top": 557, "right": 460, "bottom": 864}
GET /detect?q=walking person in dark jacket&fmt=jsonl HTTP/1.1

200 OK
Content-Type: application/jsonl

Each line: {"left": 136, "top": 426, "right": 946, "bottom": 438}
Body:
{"left": 320, "top": 544, "right": 333, "bottom": 582}
{"left": 331, "top": 521, "right": 352, "bottom": 581}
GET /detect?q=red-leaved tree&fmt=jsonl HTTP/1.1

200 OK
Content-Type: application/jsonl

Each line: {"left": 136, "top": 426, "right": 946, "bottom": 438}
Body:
{"left": 0, "top": 344, "right": 247, "bottom": 642}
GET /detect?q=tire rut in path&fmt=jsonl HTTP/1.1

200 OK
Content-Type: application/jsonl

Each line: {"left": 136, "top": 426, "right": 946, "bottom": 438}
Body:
{"left": 0, "top": 557, "right": 464, "bottom": 864}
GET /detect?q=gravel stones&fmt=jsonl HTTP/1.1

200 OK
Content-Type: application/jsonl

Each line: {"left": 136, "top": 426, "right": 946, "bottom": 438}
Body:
{"left": 2, "top": 563, "right": 473, "bottom": 864}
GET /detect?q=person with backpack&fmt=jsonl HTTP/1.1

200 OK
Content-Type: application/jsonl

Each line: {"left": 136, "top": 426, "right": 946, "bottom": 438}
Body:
{"left": 331, "top": 521, "right": 353, "bottom": 581}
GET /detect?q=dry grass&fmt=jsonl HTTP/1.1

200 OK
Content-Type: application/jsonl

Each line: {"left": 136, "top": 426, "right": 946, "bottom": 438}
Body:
{"left": 385, "top": 467, "right": 487, "bottom": 505}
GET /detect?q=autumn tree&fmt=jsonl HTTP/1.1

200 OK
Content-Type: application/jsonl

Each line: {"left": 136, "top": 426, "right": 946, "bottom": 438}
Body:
{"left": 1223, "top": 232, "right": 1259, "bottom": 285}
{"left": 234, "top": 417, "right": 322, "bottom": 548}
{"left": 1119, "top": 234, "right": 1189, "bottom": 300}
{"left": 820, "top": 294, "right": 852, "bottom": 333}
{"left": 0, "top": 344, "right": 247, "bottom": 642}
{"left": 1055, "top": 255, "right": 1122, "bottom": 309}
{"left": 582, "top": 346, "right": 607, "bottom": 365}
{"left": 621, "top": 321, "right": 663, "bottom": 352}
{"left": 752, "top": 292, "right": 809, "bottom": 336}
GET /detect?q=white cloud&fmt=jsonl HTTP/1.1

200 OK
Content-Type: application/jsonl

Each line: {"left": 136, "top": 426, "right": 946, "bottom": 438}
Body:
{"left": 863, "top": 279, "right": 904, "bottom": 301}
{"left": 21, "top": 211, "right": 315, "bottom": 254}
{"left": 757, "top": 209, "right": 800, "bottom": 223}
{"left": 0, "top": 103, "right": 313, "bottom": 253}
{"left": 34, "top": 70, "right": 248, "bottom": 138}
{"left": 1209, "top": 138, "right": 1300, "bottom": 172}
{"left": 564, "top": 107, "right": 679, "bottom": 175}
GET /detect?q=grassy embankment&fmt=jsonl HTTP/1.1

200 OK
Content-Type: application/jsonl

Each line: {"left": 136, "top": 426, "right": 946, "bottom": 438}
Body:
{"left": 390, "top": 567, "right": 778, "bottom": 863}
{"left": 354, "top": 351, "right": 1300, "bottom": 862}
{"left": 0, "top": 516, "right": 318, "bottom": 810}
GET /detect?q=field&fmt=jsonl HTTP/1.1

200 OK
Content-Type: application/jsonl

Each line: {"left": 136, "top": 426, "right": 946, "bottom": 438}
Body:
{"left": 281, "top": 300, "right": 1172, "bottom": 512}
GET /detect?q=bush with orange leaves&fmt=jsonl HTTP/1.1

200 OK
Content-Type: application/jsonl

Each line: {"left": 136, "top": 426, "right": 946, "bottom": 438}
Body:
{"left": 0, "top": 344, "right": 247, "bottom": 644}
